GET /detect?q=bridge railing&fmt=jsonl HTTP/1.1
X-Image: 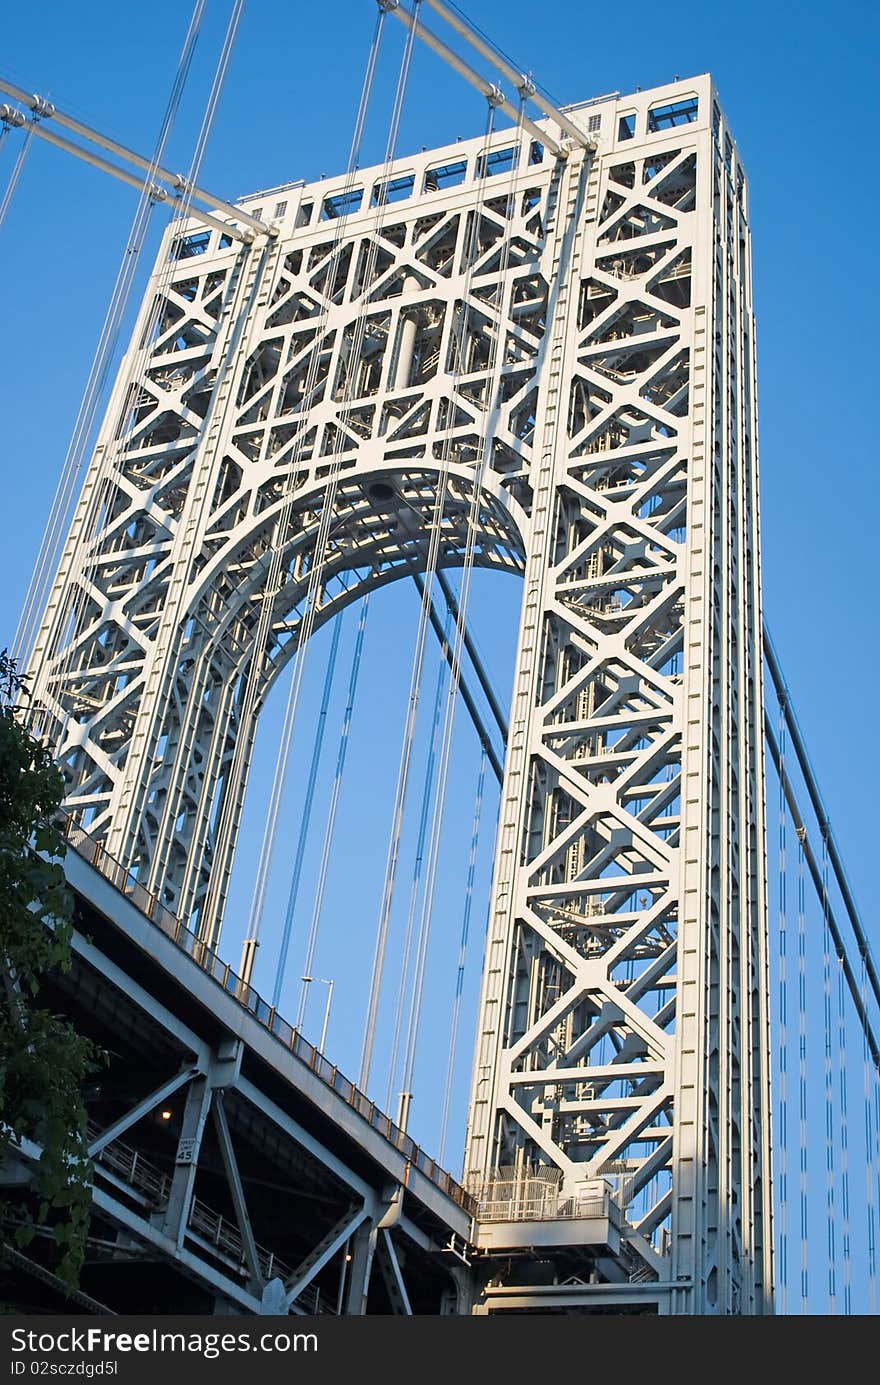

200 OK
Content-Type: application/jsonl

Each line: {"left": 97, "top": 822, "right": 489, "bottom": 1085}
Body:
{"left": 86, "top": 1122, "right": 328, "bottom": 1310}
{"left": 469, "top": 1175, "right": 611, "bottom": 1223}
{"left": 61, "top": 815, "right": 475, "bottom": 1216}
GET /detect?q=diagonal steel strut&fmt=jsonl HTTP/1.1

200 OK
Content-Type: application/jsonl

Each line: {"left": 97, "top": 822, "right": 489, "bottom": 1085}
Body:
{"left": 413, "top": 573, "right": 504, "bottom": 784}
{"left": 0, "top": 76, "right": 273, "bottom": 242}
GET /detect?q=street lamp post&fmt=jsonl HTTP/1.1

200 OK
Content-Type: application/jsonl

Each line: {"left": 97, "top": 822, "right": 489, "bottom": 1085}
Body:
{"left": 301, "top": 975, "right": 334, "bottom": 1053}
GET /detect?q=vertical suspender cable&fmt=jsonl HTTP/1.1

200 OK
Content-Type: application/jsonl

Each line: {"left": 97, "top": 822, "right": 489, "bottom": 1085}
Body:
{"left": 360, "top": 555, "right": 434, "bottom": 1090}
{"left": 47, "top": 0, "right": 244, "bottom": 906}
{"left": 185, "top": 0, "right": 243, "bottom": 181}
{"left": 137, "top": 0, "right": 255, "bottom": 901}
{"left": 765, "top": 716, "right": 880, "bottom": 1071}
{"left": 385, "top": 606, "right": 451, "bottom": 1111}
{"left": 820, "top": 827, "right": 836, "bottom": 1311}
{"left": 202, "top": 7, "right": 388, "bottom": 945}
{"left": 765, "top": 632, "right": 880, "bottom": 1016}
{"left": 362, "top": 89, "right": 499, "bottom": 1092}
{"left": 270, "top": 615, "right": 343, "bottom": 1009}
{"left": 836, "top": 950, "right": 852, "bottom": 1313}
{"left": 13, "top": 0, "right": 206, "bottom": 674}
{"left": 396, "top": 96, "right": 526, "bottom": 1118}
{"left": 246, "top": 4, "right": 410, "bottom": 974}
{"left": 875, "top": 1063, "right": 880, "bottom": 1315}
{"left": 874, "top": 1021, "right": 880, "bottom": 1315}
{"left": 295, "top": 595, "right": 370, "bottom": 1030}
{"left": 796, "top": 827, "right": 809, "bottom": 1312}
{"left": 767, "top": 640, "right": 875, "bottom": 1309}
{"left": 29, "top": 0, "right": 225, "bottom": 762}
{"left": 863, "top": 951, "right": 878, "bottom": 1313}
{"left": 776, "top": 697, "right": 789, "bottom": 1313}
{"left": 359, "top": 0, "right": 471, "bottom": 1090}
{"left": 438, "top": 746, "right": 486, "bottom": 1164}
{"left": 0, "top": 115, "right": 35, "bottom": 233}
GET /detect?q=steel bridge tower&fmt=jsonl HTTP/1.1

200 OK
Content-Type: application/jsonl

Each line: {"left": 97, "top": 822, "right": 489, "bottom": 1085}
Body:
{"left": 26, "top": 73, "right": 772, "bottom": 1313}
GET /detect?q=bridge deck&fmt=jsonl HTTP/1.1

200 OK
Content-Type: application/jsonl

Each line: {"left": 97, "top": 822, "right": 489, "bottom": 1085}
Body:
{"left": 44, "top": 826, "right": 472, "bottom": 1313}
{"left": 15, "top": 823, "right": 657, "bottom": 1313}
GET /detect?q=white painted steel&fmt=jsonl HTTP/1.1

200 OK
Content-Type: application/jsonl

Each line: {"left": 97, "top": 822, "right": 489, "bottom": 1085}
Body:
{"left": 27, "top": 76, "right": 772, "bottom": 1312}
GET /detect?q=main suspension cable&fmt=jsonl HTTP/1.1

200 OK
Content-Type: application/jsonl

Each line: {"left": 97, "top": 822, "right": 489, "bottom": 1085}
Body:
{"left": 414, "top": 571, "right": 503, "bottom": 783}
{"left": 874, "top": 1056, "right": 880, "bottom": 1315}
{"left": 435, "top": 567, "right": 508, "bottom": 740}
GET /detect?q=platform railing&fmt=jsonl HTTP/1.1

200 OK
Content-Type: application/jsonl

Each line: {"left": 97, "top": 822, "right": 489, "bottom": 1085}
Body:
{"left": 470, "top": 1176, "right": 610, "bottom": 1223}
{"left": 86, "top": 1122, "right": 327, "bottom": 1310}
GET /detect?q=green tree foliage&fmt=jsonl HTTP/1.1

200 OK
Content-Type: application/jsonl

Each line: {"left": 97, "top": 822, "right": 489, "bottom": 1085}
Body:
{"left": 0, "top": 649, "right": 101, "bottom": 1285}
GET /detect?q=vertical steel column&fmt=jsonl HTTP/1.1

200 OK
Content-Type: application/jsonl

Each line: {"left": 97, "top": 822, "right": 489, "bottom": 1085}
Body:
{"left": 160, "top": 1076, "right": 212, "bottom": 1248}
{"left": 463, "top": 77, "right": 772, "bottom": 1313}
{"left": 343, "top": 1223, "right": 379, "bottom": 1316}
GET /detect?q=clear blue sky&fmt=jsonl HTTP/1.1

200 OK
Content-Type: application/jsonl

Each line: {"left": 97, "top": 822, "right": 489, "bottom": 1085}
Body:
{"left": 1, "top": 0, "right": 877, "bottom": 1177}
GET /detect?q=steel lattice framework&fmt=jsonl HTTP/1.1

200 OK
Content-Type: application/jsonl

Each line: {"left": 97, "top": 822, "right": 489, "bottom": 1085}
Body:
{"left": 27, "top": 74, "right": 773, "bottom": 1313}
